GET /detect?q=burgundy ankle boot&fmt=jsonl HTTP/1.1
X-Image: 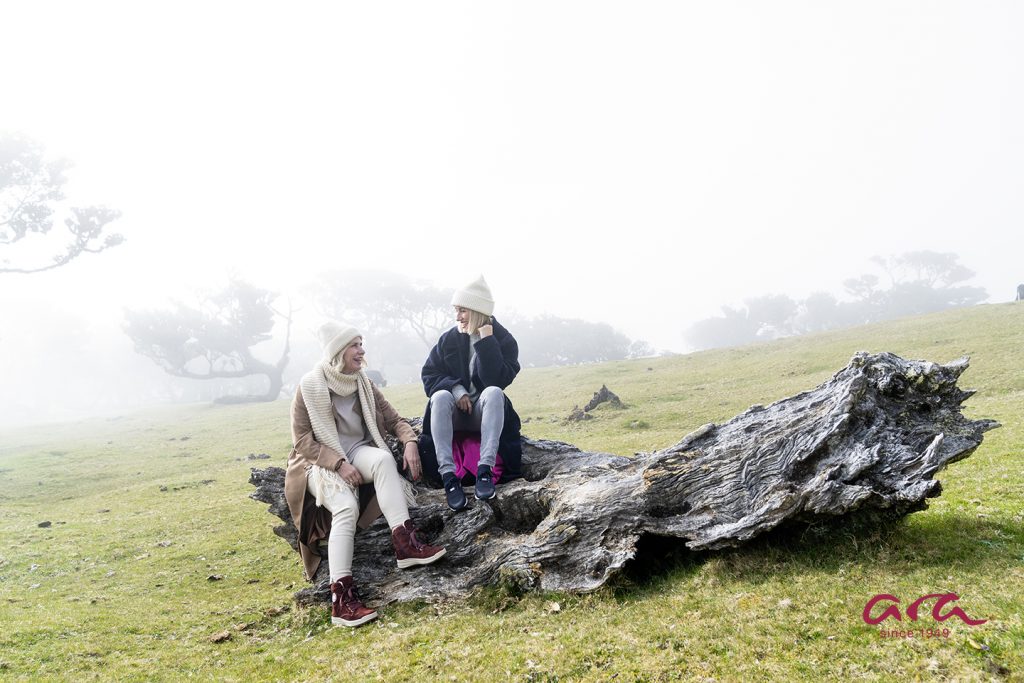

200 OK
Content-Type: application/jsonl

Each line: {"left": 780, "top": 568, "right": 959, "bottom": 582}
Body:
{"left": 392, "top": 519, "right": 446, "bottom": 569}
{"left": 330, "top": 576, "right": 378, "bottom": 627}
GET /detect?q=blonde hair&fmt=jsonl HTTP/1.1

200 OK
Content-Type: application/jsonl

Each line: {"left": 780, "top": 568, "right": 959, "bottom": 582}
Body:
{"left": 464, "top": 309, "right": 492, "bottom": 336}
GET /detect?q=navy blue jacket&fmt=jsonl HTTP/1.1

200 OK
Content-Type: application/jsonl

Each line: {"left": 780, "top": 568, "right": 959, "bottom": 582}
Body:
{"left": 419, "top": 317, "right": 523, "bottom": 481}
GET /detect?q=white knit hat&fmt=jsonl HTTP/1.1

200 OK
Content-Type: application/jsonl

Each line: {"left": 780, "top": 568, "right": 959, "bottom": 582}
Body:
{"left": 451, "top": 275, "right": 495, "bottom": 316}
{"left": 317, "top": 321, "right": 361, "bottom": 362}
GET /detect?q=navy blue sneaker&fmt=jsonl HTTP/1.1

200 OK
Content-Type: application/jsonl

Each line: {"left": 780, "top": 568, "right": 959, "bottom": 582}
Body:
{"left": 443, "top": 474, "right": 467, "bottom": 512}
{"left": 475, "top": 465, "right": 496, "bottom": 500}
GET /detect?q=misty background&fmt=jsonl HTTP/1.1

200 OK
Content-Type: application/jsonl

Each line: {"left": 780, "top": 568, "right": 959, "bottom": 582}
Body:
{"left": 2, "top": 2, "right": 1022, "bottom": 429}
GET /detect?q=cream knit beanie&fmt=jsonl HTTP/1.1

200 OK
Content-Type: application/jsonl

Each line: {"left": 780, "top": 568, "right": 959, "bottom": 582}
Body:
{"left": 317, "top": 321, "right": 361, "bottom": 362}
{"left": 451, "top": 275, "right": 495, "bottom": 316}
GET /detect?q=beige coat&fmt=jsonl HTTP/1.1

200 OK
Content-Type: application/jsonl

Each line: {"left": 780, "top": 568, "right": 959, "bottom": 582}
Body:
{"left": 284, "top": 384, "right": 417, "bottom": 581}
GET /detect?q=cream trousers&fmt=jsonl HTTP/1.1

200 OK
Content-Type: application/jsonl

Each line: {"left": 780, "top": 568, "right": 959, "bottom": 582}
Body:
{"left": 306, "top": 445, "right": 410, "bottom": 581}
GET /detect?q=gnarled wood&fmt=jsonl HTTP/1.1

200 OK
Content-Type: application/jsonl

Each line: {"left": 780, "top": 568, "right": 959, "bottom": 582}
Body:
{"left": 250, "top": 352, "right": 998, "bottom": 605}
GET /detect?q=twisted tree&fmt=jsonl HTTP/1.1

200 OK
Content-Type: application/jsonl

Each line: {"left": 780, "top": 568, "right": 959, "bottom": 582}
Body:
{"left": 0, "top": 133, "right": 123, "bottom": 275}
{"left": 125, "top": 279, "right": 292, "bottom": 403}
{"left": 251, "top": 352, "right": 997, "bottom": 604}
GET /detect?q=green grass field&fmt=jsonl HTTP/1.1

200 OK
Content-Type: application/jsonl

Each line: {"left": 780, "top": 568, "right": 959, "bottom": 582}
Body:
{"left": 1, "top": 304, "right": 1022, "bottom": 681}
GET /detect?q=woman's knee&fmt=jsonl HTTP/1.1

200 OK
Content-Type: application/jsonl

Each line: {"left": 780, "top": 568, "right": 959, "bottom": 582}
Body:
{"left": 331, "top": 502, "right": 358, "bottom": 529}
{"left": 363, "top": 447, "right": 398, "bottom": 475}
{"left": 480, "top": 386, "right": 505, "bottom": 402}
{"left": 430, "top": 390, "right": 455, "bottom": 409}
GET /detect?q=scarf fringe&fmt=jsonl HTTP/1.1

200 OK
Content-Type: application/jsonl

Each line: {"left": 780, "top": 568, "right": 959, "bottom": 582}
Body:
{"left": 306, "top": 463, "right": 350, "bottom": 507}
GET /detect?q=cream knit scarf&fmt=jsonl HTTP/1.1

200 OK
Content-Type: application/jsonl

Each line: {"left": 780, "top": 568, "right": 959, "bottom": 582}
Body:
{"left": 305, "top": 361, "right": 389, "bottom": 455}
{"left": 300, "top": 361, "right": 389, "bottom": 505}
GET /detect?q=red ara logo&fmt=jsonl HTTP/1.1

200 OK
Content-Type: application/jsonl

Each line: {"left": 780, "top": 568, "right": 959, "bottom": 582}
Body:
{"left": 862, "top": 593, "right": 987, "bottom": 626}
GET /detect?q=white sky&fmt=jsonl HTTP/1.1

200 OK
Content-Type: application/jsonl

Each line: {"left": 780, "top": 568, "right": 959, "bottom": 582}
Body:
{"left": 2, "top": 1, "right": 1023, "bottom": 424}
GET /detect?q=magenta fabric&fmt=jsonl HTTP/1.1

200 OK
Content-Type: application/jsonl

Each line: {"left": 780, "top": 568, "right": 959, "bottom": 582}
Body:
{"left": 452, "top": 431, "right": 504, "bottom": 483}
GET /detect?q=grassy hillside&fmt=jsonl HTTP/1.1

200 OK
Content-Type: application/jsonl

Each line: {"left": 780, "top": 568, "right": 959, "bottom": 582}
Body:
{"left": 1, "top": 303, "right": 1021, "bottom": 681}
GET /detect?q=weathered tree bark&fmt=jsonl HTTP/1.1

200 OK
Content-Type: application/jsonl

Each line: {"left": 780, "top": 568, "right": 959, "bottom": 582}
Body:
{"left": 250, "top": 352, "right": 997, "bottom": 605}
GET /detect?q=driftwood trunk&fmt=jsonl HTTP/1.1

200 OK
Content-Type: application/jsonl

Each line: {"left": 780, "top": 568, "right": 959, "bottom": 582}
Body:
{"left": 250, "top": 352, "right": 997, "bottom": 605}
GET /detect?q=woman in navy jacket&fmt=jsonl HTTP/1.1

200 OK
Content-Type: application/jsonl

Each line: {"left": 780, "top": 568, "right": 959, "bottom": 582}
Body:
{"left": 419, "top": 276, "right": 523, "bottom": 510}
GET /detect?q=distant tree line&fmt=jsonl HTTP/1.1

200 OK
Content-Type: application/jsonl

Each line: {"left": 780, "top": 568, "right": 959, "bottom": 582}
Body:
{"left": 122, "top": 270, "right": 653, "bottom": 403}
{"left": 11, "top": 133, "right": 996, "bottom": 404}
{"left": 685, "top": 251, "right": 988, "bottom": 351}
{"left": 307, "top": 269, "right": 653, "bottom": 379}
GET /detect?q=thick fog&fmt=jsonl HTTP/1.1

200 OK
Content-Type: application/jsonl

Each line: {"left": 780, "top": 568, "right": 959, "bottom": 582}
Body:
{"left": 2, "top": 2, "right": 1022, "bottom": 429}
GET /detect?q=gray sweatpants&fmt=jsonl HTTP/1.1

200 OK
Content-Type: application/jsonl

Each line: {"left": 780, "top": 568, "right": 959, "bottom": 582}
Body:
{"left": 429, "top": 386, "right": 505, "bottom": 478}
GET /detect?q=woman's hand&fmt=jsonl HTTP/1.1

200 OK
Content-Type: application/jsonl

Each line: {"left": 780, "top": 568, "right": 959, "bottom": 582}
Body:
{"left": 338, "top": 461, "right": 363, "bottom": 487}
{"left": 478, "top": 324, "right": 493, "bottom": 338}
{"left": 456, "top": 395, "right": 473, "bottom": 414}
{"left": 402, "top": 441, "right": 422, "bottom": 481}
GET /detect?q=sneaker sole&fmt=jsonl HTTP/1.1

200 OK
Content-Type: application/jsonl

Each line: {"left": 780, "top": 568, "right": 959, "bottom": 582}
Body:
{"left": 332, "top": 611, "right": 379, "bottom": 627}
{"left": 475, "top": 490, "right": 496, "bottom": 500}
{"left": 396, "top": 547, "right": 447, "bottom": 569}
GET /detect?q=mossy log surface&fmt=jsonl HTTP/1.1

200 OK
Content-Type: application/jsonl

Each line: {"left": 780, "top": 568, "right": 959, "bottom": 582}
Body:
{"left": 250, "top": 352, "right": 998, "bottom": 605}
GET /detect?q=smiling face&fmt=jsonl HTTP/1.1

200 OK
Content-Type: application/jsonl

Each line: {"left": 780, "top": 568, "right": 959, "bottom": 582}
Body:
{"left": 339, "top": 337, "right": 365, "bottom": 374}
{"left": 455, "top": 307, "right": 489, "bottom": 335}
{"left": 454, "top": 306, "right": 471, "bottom": 333}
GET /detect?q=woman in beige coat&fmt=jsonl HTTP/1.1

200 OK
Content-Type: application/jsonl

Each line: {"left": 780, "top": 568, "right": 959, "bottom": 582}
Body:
{"left": 285, "top": 321, "right": 445, "bottom": 627}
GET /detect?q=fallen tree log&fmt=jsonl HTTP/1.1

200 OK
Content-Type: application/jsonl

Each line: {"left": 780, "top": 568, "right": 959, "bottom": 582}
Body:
{"left": 250, "top": 352, "right": 998, "bottom": 605}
